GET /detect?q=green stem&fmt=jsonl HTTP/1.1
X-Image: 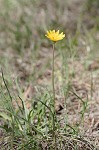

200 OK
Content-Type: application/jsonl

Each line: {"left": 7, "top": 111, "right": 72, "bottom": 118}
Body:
{"left": 52, "top": 42, "right": 55, "bottom": 108}
{"left": 52, "top": 42, "right": 56, "bottom": 149}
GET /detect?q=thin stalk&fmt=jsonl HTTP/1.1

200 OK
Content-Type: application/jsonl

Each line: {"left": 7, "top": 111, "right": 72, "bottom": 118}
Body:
{"left": 52, "top": 42, "right": 56, "bottom": 149}
{"left": 52, "top": 42, "right": 55, "bottom": 109}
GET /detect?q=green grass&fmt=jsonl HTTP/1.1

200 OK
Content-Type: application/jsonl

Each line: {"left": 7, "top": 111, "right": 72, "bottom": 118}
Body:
{"left": 0, "top": 0, "right": 99, "bottom": 149}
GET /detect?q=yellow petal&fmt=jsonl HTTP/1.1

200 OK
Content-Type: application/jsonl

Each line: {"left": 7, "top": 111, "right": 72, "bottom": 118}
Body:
{"left": 45, "top": 29, "right": 65, "bottom": 42}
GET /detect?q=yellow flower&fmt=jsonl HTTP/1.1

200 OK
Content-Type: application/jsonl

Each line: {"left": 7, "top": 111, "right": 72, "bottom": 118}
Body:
{"left": 45, "top": 30, "right": 65, "bottom": 42}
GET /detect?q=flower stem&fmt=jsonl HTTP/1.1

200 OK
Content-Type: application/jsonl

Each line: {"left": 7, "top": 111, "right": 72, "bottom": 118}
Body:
{"left": 52, "top": 42, "right": 56, "bottom": 149}
{"left": 52, "top": 42, "right": 55, "bottom": 109}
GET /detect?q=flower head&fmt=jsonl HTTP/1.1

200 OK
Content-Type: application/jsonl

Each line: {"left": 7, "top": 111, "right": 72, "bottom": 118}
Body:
{"left": 45, "top": 30, "right": 65, "bottom": 42}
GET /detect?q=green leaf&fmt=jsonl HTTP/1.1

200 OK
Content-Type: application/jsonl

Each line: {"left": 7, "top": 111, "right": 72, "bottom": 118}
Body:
{"left": 0, "top": 112, "right": 11, "bottom": 121}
